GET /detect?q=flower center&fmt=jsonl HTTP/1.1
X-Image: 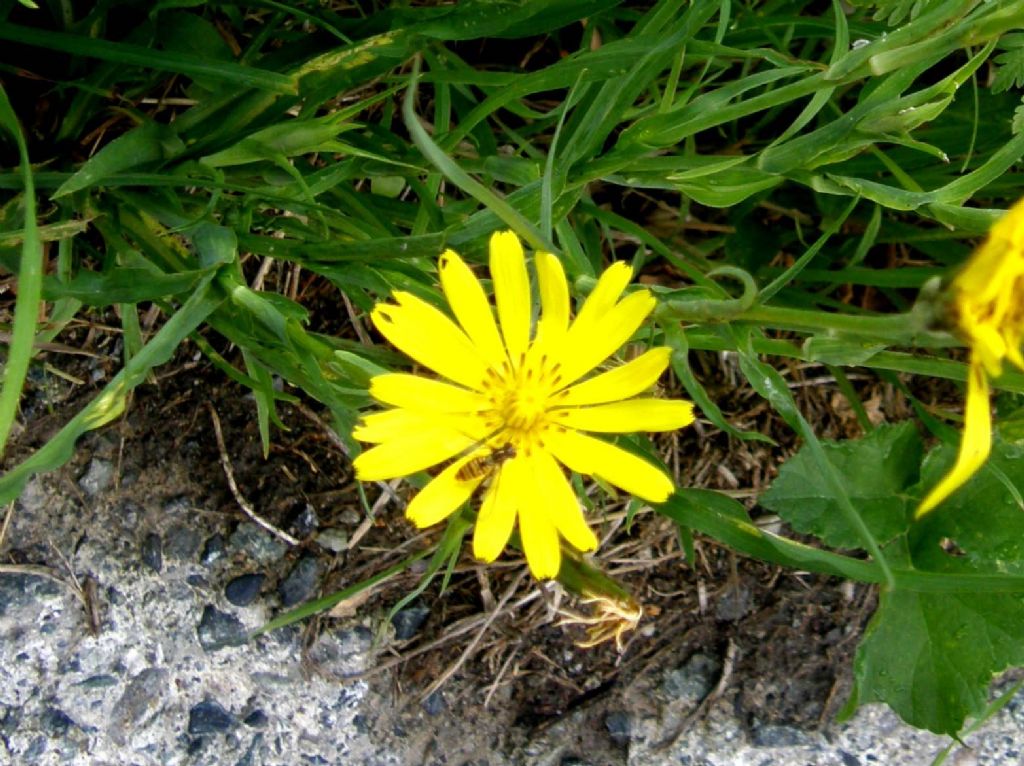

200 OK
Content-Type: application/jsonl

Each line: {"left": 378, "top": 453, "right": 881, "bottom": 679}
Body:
{"left": 483, "top": 352, "right": 564, "bottom": 449}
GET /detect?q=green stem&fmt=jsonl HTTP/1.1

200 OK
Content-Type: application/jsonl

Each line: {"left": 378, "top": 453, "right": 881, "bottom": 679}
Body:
{"left": 678, "top": 328, "right": 1024, "bottom": 394}
{"left": 661, "top": 301, "right": 955, "bottom": 348}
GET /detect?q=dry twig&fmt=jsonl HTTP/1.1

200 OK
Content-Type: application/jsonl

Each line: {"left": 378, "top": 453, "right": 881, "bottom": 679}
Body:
{"left": 206, "top": 402, "right": 300, "bottom": 546}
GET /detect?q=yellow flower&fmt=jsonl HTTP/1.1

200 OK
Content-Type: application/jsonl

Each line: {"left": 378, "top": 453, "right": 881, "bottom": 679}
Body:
{"left": 917, "top": 198, "right": 1024, "bottom": 517}
{"left": 352, "top": 231, "right": 696, "bottom": 578}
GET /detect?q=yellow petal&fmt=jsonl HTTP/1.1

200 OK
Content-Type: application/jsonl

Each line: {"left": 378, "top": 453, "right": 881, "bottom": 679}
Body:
{"left": 353, "top": 408, "right": 489, "bottom": 444}
{"left": 533, "top": 450, "right": 597, "bottom": 553}
{"left": 554, "top": 399, "right": 695, "bottom": 433}
{"left": 489, "top": 231, "right": 530, "bottom": 363}
{"left": 535, "top": 251, "right": 569, "bottom": 345}
{"left": 968, "top": 323, "right": 1006, "bottom": 378}
{"left": 559, "top": 289, "right": 656, "bottom": 385}
{"left": 916, "top": 361, "right": 992, "bottom": 517}
{"left": 516, "top": 454, "right": 562, "bottom": 579}
{"left": 557, "top": 347, "right": 672, "bottom": 406}
{"left": 546, "top": 429, "right": 674, "bottom": 503}
{"left": 571, "top": 261, "right": 633, "bottom": 336}
{"left": 371, "top": 291, "right": 488, "bottom": 389}
{"left": 472, "top": 463, "right": 517, "bottom": 562}
{"left": 438, "top": 249, "right": 507, "bottom": 368}
{"left": 370, "top": 373, "right": 491, "bottom": 412}
{"left": 406, "top": 460, "right": 483, "bottom": 528}
{"left": 353, "top": 427, "right": 477, "bottom": 481}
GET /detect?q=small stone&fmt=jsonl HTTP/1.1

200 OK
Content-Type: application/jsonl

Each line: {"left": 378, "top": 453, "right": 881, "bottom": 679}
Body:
{"left": 242, "top": 709, "right": 268, "bottom": 728}
{"left": 78, "top": 459, "right": 114, "bottom": 496}
{"left": 164, "top": 523, "right": 202, "bottom": 561}
{"left": 141, "top": 533, "right": 163, "bottom": 573}
{"left": 391, "top": 604, "right": 430, "bottom": 640}
{"left": 108, "top": 667, "right": 169, "bottom": 744}
{"left": 662, "top": 653, "right": 721, "bottom": 704}
{"left": 77, "top": 674, "right": 118, "bottom": 688}
{"left": 750, "top": 723, "right": 813, "bottom": 747}
{"left": 118, "top": 501, "right": 143, "bottom": 528}
{"left": 339, "top": 508, "right": 361, "bottom": 526}
{"left": 201, "top": 533, "right": 226, "bottom": 566}
{"left": 839, "top": 751, "right": 862, "bottom": 766}
{"left": 315, "top": 528, "right": 348, "bottom": 554}
{"left": 225, "top": 573, "right": 265, "bottom": 607}
{"left": 307, "top": 627, "right": 372, "bottom": 677}
{"left": 289, "top": 504, "right": 319, "bottom": 537}
{"left": 714, "top": 584, "right": 752, "bottom": 622}
{"left": 0, "top": 573, "right": 61, "bottom": 617}
{"left": 162, "top": 495, "right": 193, "bottom": 515}
{"left": 422, "top": 692, "right": 445, "bottom": 716}
{"left": 23, "top": 736, "right": 46, "bottom": 760}
{"left": 188, "top": 700, "right": 236, "bottom": 735}
{"left": 229, "top": 523, "right": 288, "bottom": 564}
{"left": 234, "top": 733, "right": 263, "bottom": 766}
{"left": 197, "top": 605, "right": 247, "bottom": 651}
{"left": 41, "top": 707, "right": 76, "bottom": 734}
{"left": 278, "top": 556, "right": 322, "bottom": 607}
{"left": 605, "top": 710, "right": 630, "bottom": 746}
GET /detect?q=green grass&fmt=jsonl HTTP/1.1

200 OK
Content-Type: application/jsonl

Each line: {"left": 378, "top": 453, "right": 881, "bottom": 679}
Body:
{"left": 3, "top": 0, "right": 1024, "bottom": 741}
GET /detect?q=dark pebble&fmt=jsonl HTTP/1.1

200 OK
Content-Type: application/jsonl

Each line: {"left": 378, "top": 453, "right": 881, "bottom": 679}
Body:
{"left": 77, "top": 674, "right": 118, "bottom": 688}
{"left": 289, "top": 504, "right": 319, "bottom": 538}
{"left": 278, "top": 556, "right": 322, "bottom": 607}
{"left": 234, "top": 733, "right": 263, "bottom": 766}
{"left": 188, "top": 700, "right": 236, "bottom": 736}
{"left": 391, "top": 604, "right": 430, "bottom": 640}
{"left": 197, "top": 605, "right": 248, "bottom": 651}
{"left": 0, "top": 573, "right": 61, "bottom": 617}
{"left": 141, "top": 533, "right": 163, "bottom": 573}
{"left": 0, "top": 705, "right": 21, "bottom": 736}
{"left": 201, "top": 533, "right": 226, "bottom": 566}
{"left": 422, "top": 692, "right": 445, "bottom": 716}
{"left": 41, "top": 707, "right": 76, "bottom": 735}
{"left": 186, "top": 574, "right": 208, "bottom": 587}
{"left": 605, "top": 710, "right": 631, "bottom": 746}
{"left": 164, "top": 523, "right": 202, "bottom": 561}
{"left": 226, "top": 573, "right": 265, "bottom": 607}
{"left": 242, "top": 709, "right": 268, "bottom": 728}
{"left": 839, "top": 751, "right": 861, "bottom": 766}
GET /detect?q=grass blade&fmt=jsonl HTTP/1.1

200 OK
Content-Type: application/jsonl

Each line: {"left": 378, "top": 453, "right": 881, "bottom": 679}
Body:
{"left": 0, "top": 84, "right": 43, "bottom": 457}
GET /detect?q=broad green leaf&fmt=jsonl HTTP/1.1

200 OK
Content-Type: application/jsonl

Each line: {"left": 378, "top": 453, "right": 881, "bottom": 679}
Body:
{"left": 760, "top": 423, "right": 921, "bottom": 550}
{"left": 913, "top": 437, "right": 1024, "bottom": 575}
{"left": 846, "top": 586, "right": 1024, "bottom": 735}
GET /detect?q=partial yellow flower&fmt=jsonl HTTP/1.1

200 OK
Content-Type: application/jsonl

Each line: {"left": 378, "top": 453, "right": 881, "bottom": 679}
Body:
{"left": 917, "top": 198, "right": 1024, "bottom": 516}
{"left": 353, "top": 231, "right": 696, "bottom": 578}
